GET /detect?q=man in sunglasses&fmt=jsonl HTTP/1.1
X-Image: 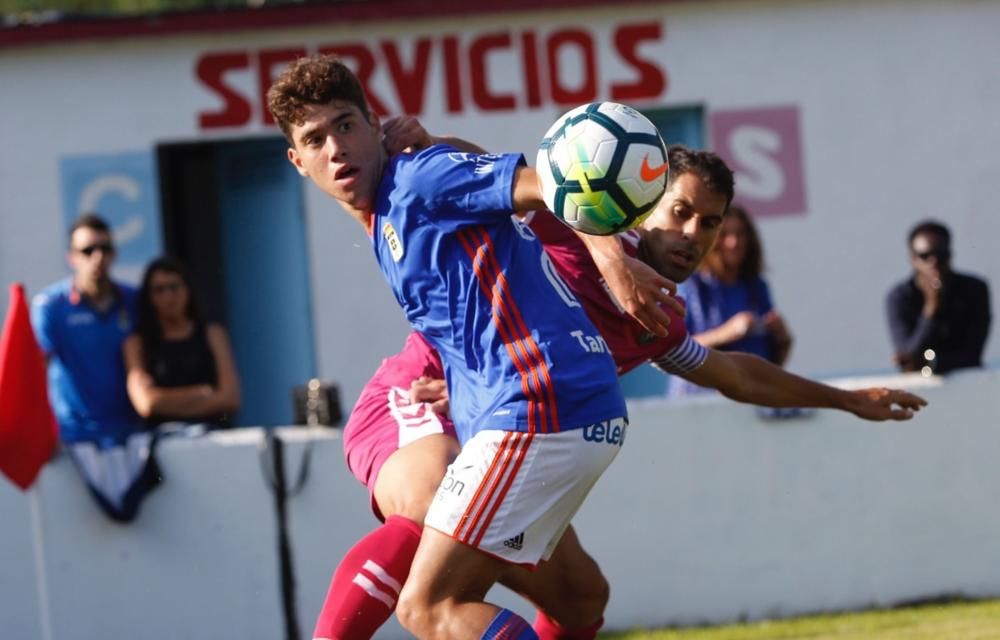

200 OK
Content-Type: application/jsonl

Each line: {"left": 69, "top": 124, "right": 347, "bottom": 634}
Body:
{"left": 31, "top": 213, "right": 156, "bottom": 521}
{"left": 886, "top": 219, "right": 991, "bottom": 374}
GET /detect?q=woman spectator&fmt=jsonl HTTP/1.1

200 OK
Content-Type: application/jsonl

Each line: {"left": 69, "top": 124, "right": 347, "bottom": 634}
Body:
{"left": 124, "top": 257, "right": 240, "bottom": 430}
{"left": 671, "top": 206, "right": 793, "bottom": 395}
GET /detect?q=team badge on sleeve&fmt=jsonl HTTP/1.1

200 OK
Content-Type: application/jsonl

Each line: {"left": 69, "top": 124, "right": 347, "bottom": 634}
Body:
{"left": 382, "top": 222, "right": 404, "bottom": 262}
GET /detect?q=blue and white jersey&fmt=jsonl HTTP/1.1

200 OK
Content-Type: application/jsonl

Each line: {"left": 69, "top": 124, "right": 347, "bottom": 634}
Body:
{"left": 31, "top": 278, "right": 141, "bottom": 446}
{"left": 369, "top": 145, "right": 626, "bottom": 443}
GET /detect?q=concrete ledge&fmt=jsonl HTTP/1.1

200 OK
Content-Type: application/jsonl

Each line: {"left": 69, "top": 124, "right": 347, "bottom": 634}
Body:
{"left": 2, "top": 370, "right": 998, "bottom": 638}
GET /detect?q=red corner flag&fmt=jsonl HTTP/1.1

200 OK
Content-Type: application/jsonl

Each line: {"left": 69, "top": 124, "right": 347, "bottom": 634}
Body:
{"left": 0, "top": 284, "right": 58, "bottom": 490}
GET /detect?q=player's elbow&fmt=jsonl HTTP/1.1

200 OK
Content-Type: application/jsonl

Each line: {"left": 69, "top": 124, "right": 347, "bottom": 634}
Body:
{"left": 718, "top": 381, "right": 755, "bottom": 405}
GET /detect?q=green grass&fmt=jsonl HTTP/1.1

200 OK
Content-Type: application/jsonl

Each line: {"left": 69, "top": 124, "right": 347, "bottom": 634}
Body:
{"left": 600, "top": 599, "right": 1000, "bottom": 639}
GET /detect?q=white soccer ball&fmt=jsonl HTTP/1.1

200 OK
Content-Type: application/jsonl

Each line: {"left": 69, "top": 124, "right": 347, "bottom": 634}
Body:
{"left": 536, "top": 102, "right": 668, "bottom": 235}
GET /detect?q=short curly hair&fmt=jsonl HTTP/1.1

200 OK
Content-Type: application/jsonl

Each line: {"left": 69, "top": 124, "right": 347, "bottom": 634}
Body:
{"left": 267, "top": 54, "right": 370, "bottom": 143}
{"left": 666, "top": 145, "right": 735, "bottom": 210}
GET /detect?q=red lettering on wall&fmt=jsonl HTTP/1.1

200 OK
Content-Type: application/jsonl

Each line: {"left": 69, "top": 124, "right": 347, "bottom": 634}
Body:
{"left": 470, "top": 33, "right": 516, "bottom": 111}
{"left": 258, "top": 48, "right": 307, "bottom": 125}
{"left": 611, "top": 23, "right": 667, "bottom": 101}
{"left": 381, "top": 38, "right": 432, "bottom": 115}
{"left": 318, "top": 43, "right": 390, "bottom": 116}
{"left": 194, "top": 21, "right": 669, "bottom": 129}
{"left": 197, "top": 51, "right": 252, "bottom": 128}
{"left": 521, "top": 31, "right": 543, "bottom": 108}
{"left": 547, "top": 29, "right": 597, "bottom": 105}
{"left": 442, "top": 35, "right": 463, "bottom": 114}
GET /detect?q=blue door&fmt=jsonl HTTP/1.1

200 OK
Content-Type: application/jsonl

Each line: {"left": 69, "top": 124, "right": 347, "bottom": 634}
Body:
{"left": 216, "top": 139, "right": 316, "bottom": 426}
{"left": 617, "top": 105, "right": 704, "bottom": 398}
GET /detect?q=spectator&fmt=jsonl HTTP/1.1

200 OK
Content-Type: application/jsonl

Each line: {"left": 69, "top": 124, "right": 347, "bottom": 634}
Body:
{"left": 671, "top": 205, "right": 792, "bottom": 395}
{"left": 123, "top": 257, "right": 240, "bottom": 431}
{"left": 30, "top": 213, "right": 160, "bottom": 522}
{"left": 887, "top": 220, "right": 991, "bottom": 374}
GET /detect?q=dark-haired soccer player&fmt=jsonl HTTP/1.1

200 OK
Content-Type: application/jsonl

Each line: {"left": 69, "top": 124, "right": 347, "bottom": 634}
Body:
{"left": 308, "top": 139, "right": 928, "bottom": 639}
{"left": 268, "top": 53, "right": 683, "bottom": 640}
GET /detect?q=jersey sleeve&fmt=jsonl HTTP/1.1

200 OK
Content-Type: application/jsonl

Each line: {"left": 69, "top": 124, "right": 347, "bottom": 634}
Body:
{"left": 650, "top": 334, "right": 709, "bottom": 375}
{"left": 404, "top": 146, "right": 525, "bottom": 230}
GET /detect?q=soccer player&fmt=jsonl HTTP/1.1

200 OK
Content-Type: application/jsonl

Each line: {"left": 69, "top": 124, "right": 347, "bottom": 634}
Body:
{"left": 304, "top": 134, "right": 929, "bottom": 638}
{"left": 268, "top": 54, "right": 685, "bottom": 640}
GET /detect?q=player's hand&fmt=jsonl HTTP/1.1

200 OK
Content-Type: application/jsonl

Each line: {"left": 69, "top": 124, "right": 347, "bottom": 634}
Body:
{"left": 598, "top": 254, "right": 684, "bottom": 337}
{"left": 844, "top": 387, "right": 928, "bottom": 421}
{"left": 382, "top": 116, "right": 434, "bottom": 155}
{"left": 410, "top": 376, "right": 450, "bottom": 416}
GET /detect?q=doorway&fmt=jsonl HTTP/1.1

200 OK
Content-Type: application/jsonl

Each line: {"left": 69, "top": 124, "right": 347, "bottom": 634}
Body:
{"left": 157, "top": 137, "right": 316, "bottom": 426}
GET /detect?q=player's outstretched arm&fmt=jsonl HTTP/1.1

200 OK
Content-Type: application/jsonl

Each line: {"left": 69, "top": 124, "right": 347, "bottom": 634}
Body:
{"left": 681, "top": 349, "right": 927, "bottom": 421}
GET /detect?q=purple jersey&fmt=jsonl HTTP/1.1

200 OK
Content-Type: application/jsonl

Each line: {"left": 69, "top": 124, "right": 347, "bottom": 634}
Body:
{"left": 368, "top": 145, "right": 625, "bottom": 443}
{"left": 527, "top": 211, "right": 707, "bottom": 376}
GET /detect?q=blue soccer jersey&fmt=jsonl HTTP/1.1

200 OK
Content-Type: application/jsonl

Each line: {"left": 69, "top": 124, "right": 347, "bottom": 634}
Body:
{"left": 369, "top": 145, "right": 626, "bottom": 443}
{"left": 31, "top": 279, "right": 141, "bottom": 446}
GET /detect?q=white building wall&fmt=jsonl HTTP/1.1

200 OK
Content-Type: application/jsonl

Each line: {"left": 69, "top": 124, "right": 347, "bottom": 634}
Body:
{"left": 1, "top": 371, "right": 998, "bottom": 638}
{"left": 1, "top": 0, "right": 998, "bottom": 408}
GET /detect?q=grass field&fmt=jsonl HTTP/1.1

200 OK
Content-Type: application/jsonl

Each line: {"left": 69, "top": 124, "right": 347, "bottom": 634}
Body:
{"left": 600, "top": 599, "right": 1000, "bottom": 639}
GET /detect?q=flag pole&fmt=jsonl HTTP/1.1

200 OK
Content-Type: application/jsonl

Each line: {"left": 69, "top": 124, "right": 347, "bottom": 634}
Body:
{"left": 28, "top": 483, "right": 54, "bottom": 640}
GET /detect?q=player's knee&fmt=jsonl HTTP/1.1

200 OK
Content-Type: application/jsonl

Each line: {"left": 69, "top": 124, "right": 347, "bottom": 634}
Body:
{"left": 393, "top": 590, "right": 425, "bottom": 637}
{"left": 581, "top": 569, "right": 610, "bottom": 614}
{"left": 553, "top": 562, "right": 609, "bottom": 624}
{"left": 375, "top": 436, "right": 456, "bottom": 523}
{"left": 396, "top": 491, "right": 435, "bottom": 523}
{"left": 374, "top": 466, "right": 438, "bottom": 522}
{"left": 395, "top": 585, "right": 444, "bottom": 639}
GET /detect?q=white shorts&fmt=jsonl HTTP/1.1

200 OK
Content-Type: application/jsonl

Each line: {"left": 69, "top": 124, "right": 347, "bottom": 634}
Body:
{"left": 424, "top": 419, "right": 627, "bottom": 567}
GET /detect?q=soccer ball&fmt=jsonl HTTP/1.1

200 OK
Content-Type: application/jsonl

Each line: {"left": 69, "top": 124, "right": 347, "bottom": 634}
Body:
{"left": 536, "top": 102, "right": 668, "bottom": 236}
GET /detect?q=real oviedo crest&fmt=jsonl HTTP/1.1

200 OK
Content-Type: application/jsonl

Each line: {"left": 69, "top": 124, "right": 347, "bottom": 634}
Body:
{"left": 382, "top": 222, "right": 404, "bottom": 262}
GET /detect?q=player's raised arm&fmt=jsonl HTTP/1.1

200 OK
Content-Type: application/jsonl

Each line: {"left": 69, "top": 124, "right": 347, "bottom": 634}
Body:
{"left": 382, "top": 115, "right": 487, "bottom": 155}
{"left": 511, "top": 165, "right": 548, "bottom": 212}
{"left": 673, "top": 349, "right": 927, "bottom": 421}
{"left": 387, "top": 116, "right": 679, "bottom": 339}
{"left": 511, "top": 165, "right": 680, "bottom": 337}
{"left": 576, "top": 233, "right": 680, "bottom": 337}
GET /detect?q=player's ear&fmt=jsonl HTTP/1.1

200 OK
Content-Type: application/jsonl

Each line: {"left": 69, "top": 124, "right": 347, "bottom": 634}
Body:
{"left": 287, "top": 147, "right": 309, "bottom": 177}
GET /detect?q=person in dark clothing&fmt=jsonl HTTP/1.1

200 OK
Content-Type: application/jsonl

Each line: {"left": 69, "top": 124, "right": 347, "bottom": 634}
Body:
{"left": 886, "top": 220, "right": 991, "bottom": 375}
{"left": 124, "top": 257, "right": 241, "bottom": 429}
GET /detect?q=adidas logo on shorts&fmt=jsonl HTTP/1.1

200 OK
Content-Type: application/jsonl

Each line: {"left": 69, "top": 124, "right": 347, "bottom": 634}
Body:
{"left": 503, "top": 532, "right": 525, "bottom": 551}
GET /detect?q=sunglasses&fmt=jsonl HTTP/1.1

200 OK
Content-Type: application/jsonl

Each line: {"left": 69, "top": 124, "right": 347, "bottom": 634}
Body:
{"left": 914, "top": 249, "right": 950, "bottom": 262}
{"left": 75, "top": 243, "right": 115, "bottom": 257}
{"left": 151, "top": 282, "right": 184, "bottom": 295}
